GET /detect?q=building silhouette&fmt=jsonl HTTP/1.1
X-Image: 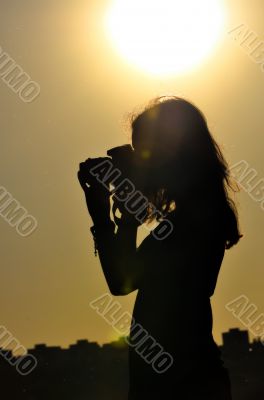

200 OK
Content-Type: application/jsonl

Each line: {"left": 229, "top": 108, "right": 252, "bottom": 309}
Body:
{"left": 0, "top": 329, "right": 263, "bottom": 399}
{"left": 220, "top": 329, "right": 264, "bottom": 400}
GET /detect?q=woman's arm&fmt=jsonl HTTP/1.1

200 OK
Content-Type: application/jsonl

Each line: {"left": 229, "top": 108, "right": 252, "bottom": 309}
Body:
{"left": 92, "top": 217, "right": 143, "bottom": 295}
{"left": 78, "top": 166, "right": 144, "bottom": 295}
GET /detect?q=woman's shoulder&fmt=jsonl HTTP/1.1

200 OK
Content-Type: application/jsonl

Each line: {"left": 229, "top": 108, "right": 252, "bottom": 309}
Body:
{"left": 154, "top": 207, "right": 225, "bottom": 247}
{"left": 137, "top": 207, "right": 226, "bottom": 256}
{"left": 136, "top": 210, "right": 183, "bottom": 253}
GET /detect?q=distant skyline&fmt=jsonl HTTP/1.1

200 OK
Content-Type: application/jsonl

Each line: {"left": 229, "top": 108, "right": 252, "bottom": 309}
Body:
{"left": 24, "top": 327, "right": 264, "bottom": 350}
{"left": 0, "top": 327, "right": 262, "bottom": 354}
{"left": 1, "top": 327, "right": 263, "bottom": 400}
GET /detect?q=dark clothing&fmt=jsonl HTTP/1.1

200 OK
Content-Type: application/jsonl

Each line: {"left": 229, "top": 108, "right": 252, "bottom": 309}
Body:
{"left": 127, "top": 210, "right": 232, "bottom": 399}
{"left": 128, "top": 365, "right": 232, "bottom": 400}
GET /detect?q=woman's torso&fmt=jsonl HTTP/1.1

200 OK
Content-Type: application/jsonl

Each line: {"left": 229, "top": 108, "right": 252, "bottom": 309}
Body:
{"left": 128, "top": 210, "right": 226, "bottom": 394}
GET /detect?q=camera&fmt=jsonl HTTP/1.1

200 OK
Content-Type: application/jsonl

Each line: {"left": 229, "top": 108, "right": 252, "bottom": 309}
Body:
{"left": 80, "top": 144, "right": 142, "bottom": 190}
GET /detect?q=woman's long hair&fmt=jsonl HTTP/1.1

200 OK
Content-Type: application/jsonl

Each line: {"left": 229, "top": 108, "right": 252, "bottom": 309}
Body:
{"left": 129, "top": 96, "right": 242, "bottom": 249}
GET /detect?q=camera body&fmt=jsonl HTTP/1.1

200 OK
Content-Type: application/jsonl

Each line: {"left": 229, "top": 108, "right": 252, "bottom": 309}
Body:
{"left": 106, "top": 144, "right": 136, "bottom": 187}
{"left": 82, "top": 144, "right": 142, "bottom": 190}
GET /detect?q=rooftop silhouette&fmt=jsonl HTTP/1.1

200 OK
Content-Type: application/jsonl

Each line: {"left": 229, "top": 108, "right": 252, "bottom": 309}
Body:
{"left": 0, "top": 328, "right": 264, "bottom": 399}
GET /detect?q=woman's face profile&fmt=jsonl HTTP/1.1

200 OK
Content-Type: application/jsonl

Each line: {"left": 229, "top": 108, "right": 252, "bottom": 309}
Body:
{"left": 130, "top": 98, "right": 218, "bottom": 197}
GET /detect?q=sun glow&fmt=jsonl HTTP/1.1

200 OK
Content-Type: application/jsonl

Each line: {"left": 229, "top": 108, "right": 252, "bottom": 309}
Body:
{"left": 105, "top": 0, "right": 226, "bottom": 76}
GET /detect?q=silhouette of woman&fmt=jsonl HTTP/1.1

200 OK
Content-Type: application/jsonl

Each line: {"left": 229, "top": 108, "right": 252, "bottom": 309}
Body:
{"left": 78, "top": 96, "right": 242, "bottom": 399}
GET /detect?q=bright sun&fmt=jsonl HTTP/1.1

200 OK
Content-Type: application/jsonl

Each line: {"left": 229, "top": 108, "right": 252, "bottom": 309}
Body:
{"left": 105, "top": 0, "right": 226, "bottom": 76}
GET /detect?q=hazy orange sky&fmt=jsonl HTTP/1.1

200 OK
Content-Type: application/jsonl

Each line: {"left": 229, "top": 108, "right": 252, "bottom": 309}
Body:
{"left": 1, "top": 0, "right": 264, "bottom": 349}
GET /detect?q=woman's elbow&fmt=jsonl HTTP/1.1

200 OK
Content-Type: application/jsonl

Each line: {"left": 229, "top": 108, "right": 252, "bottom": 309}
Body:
{"left": 108, "top": 281, "right": 137, "bottom": 296}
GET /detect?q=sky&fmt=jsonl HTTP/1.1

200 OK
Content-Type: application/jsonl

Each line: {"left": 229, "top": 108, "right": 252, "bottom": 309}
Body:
{"left": 0, "top": 0, "right": 264, "bottom": 350}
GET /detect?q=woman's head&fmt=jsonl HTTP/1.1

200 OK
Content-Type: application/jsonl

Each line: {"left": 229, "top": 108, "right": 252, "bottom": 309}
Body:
{"left": 129, "top": 96, "right": 242, "bottom": 249}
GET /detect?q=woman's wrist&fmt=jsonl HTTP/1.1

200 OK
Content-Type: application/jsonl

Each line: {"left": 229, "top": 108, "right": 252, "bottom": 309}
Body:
{"left": 90, "top": 219, "right": 116, "bottom": 256}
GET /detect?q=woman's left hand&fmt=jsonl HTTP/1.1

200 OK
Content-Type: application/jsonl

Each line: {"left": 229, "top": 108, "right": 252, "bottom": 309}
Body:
{"left": 78, "top": 167, "right": 111, "bottom": 225}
